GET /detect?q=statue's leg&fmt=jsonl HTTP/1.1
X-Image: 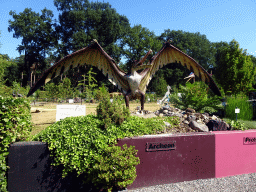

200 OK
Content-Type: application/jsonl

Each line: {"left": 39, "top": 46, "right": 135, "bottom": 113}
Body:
{"left": 139, "top": 90, "right": 145, "bottom": 110}
{"left": 124, "top": 91, "right": 131, "bottom": 108}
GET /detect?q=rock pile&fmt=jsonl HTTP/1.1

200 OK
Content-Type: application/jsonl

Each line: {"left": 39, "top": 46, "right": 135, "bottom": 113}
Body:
{"left": 154, "top": 105, "right": 231, "bottom": 133}
{"left": 132, "top": 105, "right": 231, "bottom": 133}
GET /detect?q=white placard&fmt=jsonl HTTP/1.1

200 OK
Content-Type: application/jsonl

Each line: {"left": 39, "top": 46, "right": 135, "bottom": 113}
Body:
{"left": 69, "top": 99, "right": 74, "bottom": 103}
{"left": 56, "top": 105, "right": 86, "bottom": 121}
{"left": 235, "top": 108, "right": 240, "bottom": 113}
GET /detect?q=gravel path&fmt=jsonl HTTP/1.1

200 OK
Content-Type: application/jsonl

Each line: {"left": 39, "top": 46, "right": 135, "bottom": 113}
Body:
{"left": 122, "top": 173, "right": 256, "bottom": 192}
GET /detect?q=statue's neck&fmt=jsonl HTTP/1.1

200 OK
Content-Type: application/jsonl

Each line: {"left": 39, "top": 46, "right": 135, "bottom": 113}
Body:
{"left": 131, "top": 68, "right": 137, "bottom": 76}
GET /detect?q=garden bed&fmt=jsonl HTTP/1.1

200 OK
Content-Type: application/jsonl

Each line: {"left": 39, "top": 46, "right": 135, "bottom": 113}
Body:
{"left": 7, "top": 129, "right": 256, "bottom": 191}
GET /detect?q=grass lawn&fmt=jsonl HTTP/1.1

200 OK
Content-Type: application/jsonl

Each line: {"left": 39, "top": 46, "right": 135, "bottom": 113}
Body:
{"left": 30, "top": 101, "right": 163, "bottom": 136}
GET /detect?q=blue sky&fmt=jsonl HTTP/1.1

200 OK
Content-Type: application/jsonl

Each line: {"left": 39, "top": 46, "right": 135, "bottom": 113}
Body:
{"left": 0, "top": 0, "right": 256, "bottom": 59}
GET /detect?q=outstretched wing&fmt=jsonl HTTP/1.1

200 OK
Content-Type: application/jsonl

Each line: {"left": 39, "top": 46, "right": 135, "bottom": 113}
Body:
{"left": 139, "top": 42, "right": 221, "bottom": 96}
{"left": 27, "top": 40, "right": 129, "bottom": 97}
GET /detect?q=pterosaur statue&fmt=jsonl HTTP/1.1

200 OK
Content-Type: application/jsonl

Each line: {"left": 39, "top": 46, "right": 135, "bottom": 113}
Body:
{"left": 27, "top": 39, "right": 221, "bottom": 110}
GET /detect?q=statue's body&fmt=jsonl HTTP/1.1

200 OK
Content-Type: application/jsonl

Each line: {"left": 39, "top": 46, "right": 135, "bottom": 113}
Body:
{"left": 27, "top": 39, "right": 221, "bottom": 110}
{"left": 124, "top": 70, "right": 145, "bottom": 109}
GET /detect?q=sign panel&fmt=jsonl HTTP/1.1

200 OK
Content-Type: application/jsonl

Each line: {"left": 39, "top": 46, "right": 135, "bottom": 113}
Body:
{"left": 56, "top": 105, "right": 86, "bottom": 121}
{"left": 146, "top": 141, "right": 176, "bottom": 152}
{"left": 243, "top": 137, "right": 256, "bottom": 145}
{"left": 235, "top": 108, "right": 240, "bottom": 113}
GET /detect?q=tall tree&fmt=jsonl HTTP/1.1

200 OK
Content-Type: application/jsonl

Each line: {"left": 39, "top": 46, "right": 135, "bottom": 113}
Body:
{"left": 120, "top": 24, "right": 162, "bottom": 71}
{"left": 54, "top": 0, "right": 129, "bottom": 62}
{"left": 214, "top": 39, "right": 256, "bottom": 95}
{"left": 8, "top": 8, "right": 57, "bottom": 87}
{"left": 249, "top": 55, "right": 256, "bottom": 89}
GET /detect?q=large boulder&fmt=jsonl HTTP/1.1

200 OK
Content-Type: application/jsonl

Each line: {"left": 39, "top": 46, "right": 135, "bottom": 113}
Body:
{"left": 189, "top": 120, "right": 209, "bottom": 132}
{"left": 206, "top": 120, "right": 231, "bottom": 131}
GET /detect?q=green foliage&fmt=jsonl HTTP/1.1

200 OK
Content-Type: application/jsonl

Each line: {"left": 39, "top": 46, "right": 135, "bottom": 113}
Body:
{"left": 0, "top": 55, "right": 13, "bottom": 96}
{"left": 119, "top": 116, "right": 166, "bottom": 136}
{"left": 145, "top": 93, "right": 157, "bottom": 102}
{"left": 151, "top": 74, "right": 168, "bottom": 97}
{"left": 0, "top": 54, "right": 22, "bottom": 87}
{"left": 57, "top": 77, "right": 74, "bottom": 99}
{"left": 32, "top": 115, "right": 140, "bottom": 190}
{"left": 224, "top": 119, "right": 247, "bottom": 131}
{"left": 162, "top": 116, "right": 180, "bottom": 127}
{"left": 96, "top": 86, "right": 130, "bottom": 128}
{"left": 12, "top": 81, "right": 30, "bottom": 96}
{"left": 54, "top": 0, "right": 129, "bottom": 62}
{"left": 121, "top": 24, "right": 162, "bottom": 70}
{"left": 44, "top": 82, "right": 57, "bottom": 100}
{"left": 91, "top": 144, "right": 139, "bottom": 192}
{"left": 169, "top": 82, "right": 222, "bottom": 113}
{"left": 214, "top": 39, "right": 256, "bottom": 95}
{"left": 44, "top": 78, "right": 74, "bottom": 101}
{"left": 225, "top": 93, "right": 253, "bottom": 121}
{"left": 0, "top": 55, "right": 11, "bottom": 84}
{"left": 78, "top": 67, "right": 98, "bottom": 100}
{"left": 0, "top": 97, "right": 32, "bottom": 191}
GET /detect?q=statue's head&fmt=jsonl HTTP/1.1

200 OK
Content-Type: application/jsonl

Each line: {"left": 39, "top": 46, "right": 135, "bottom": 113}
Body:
{"left": 127, "top": 49, "right": 153, "bottom": 73}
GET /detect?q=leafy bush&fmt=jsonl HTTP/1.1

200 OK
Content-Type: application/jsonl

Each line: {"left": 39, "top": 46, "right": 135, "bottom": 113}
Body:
{"left": 12, "top": 81, "right": 30, "bottom": 97}
{"left": 96, "top": 86, "right": 130, "bottom": 128}
{"left": 32, "top": 115, "right": 140, "bottom": 191}
{"left": 90, "top": 144, "right": 139, "bottom": 192}
{"left": 0, "top": 84, "right": 12, "bottom": 97}
{"left": 151, "top": 74, "right": 168, "bottom": 97}
{"left": 0, "top": 97, "right": 32, "bottom": 191}
{"left": 225, "top": 93, "right": 253, "bottom": 121}
{"left": 145, "top": 93, "right": 157, "bottom": 102}
{"left": 119, "top": 116, "right": 166, "bottom": 136}
{"left": 169, "top": 82, "right": 222, "bottom": 113}
{"left": 224, "top": 119, "right": 248, "bottom": 131}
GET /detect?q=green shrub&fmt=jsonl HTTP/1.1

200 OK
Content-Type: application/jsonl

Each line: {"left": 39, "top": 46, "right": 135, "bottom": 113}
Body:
{"left": 0, "top": 97, "right": 32, "bottom": 191}
{"left": 96, "top": 86, "right": 130, "bottom": 128}
{"left": 169, "top": 82, "right": 222, "bottom": 113}
{"left": 225, "top": 93, "right": 253, "bottom": 121}
{"left": 119, "top": 116, "right": 166, "bottom": 136}
{"left": 145, "top": 93, "right": 157, "bottom": 102}
{"left": 32, "top": 115, "right": 140, "bottom": 191}
{"left": 0, "top": 84, "right": 12, "bottom": 97}
{"left": 90, "top": 144, "right": 139, "bottom": 192}
{"left": 12, "top": 81, "right": 30, "bottom": 97}
{"left": 224, "top": 119, "right": 248, "bottom": 131}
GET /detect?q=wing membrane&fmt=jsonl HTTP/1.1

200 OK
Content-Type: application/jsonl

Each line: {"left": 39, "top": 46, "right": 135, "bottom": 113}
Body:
{"left": 27, "top": 41, "right": 129, "bottom": 97}
{"left": 139, "top": 42, "right": 221, "bottom": 96}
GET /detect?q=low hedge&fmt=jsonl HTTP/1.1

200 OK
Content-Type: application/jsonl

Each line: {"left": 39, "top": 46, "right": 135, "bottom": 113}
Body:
{"left": 32, "top": 114, "right": 175, "bottom": 191}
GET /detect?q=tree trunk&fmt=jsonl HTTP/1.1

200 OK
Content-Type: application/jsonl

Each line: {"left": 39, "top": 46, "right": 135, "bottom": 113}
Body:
{"left": 21, "top": 72, "right": 23, "bottom": 87}
{"left": 30, "top": 71, "right": 33, "bottom": 88}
